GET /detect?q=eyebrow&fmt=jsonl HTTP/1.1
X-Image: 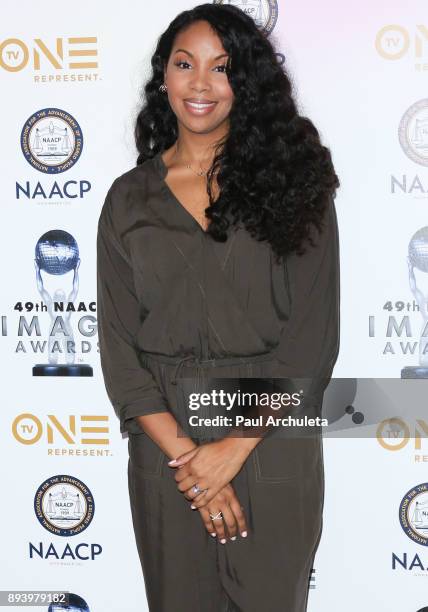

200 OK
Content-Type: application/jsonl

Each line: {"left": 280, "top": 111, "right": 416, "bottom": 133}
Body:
{"left": 174, "top": 49, "right": 229, "bottom": 60}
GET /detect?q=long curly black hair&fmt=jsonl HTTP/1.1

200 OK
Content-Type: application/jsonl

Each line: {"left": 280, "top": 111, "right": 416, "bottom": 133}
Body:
{"left": 135, "top": 2, "right": 340, "bottom": 263}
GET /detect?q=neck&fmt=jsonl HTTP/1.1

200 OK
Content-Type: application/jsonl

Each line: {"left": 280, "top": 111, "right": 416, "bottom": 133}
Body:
{"left": 175, "top": 124, "right": 228, "bottom": 164}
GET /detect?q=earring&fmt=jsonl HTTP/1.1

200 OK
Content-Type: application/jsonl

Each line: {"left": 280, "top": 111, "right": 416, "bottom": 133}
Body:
{"left": 159, "top": 83, "right": 167, "bottom": 92}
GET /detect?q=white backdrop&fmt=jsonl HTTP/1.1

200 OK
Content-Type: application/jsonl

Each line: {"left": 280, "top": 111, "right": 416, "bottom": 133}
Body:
{"left": 1, "top": 1, "right": 428, "bottom": 610}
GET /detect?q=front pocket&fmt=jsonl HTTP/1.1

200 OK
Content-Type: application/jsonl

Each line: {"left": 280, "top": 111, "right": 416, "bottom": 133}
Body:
{"left": 128, "top": 432, "right": 165, "bottom": 478}
{"left": 252, "top": 437, "right": 302, "bottom": 484}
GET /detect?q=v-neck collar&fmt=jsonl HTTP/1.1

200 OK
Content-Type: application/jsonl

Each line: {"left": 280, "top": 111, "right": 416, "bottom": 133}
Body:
{"left": 151, "top": 150, "right": 210, "bottom": 235}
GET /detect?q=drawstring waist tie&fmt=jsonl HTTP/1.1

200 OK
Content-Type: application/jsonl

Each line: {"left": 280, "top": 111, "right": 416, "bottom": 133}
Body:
{"left": 139, "top": 351, "right": 278, "bottom": 386}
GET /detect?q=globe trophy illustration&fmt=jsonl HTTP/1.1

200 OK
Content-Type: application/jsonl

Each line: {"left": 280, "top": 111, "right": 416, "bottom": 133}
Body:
{"left": 32, "top": 229, "right": 93, "bottom": 376}
{"left": 48, "top": 592, "right": 89, "bottom": 611}
{"left": 401, "top": 227, "right": 428, "bottom": 378}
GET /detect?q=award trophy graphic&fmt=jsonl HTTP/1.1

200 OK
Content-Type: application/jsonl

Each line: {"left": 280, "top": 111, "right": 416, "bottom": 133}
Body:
{"left": 401, "top": 227, "right": 428, "bottom": 379}
{"left": 48, "top": 593, "right": 89, "bottom": 611}
{"left": 32, "top": 229, "right": 93, "bottom": 376}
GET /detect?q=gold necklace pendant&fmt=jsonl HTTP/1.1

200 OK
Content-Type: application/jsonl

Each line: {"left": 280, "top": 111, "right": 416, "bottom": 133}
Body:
{"left": 174, "top": 142, "right": 209, "bottom": 177}
{"left": 185, "top": 163, "right": 207, "bottom": 177}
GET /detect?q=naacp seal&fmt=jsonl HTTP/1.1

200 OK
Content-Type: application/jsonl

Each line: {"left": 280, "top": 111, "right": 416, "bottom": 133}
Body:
{"left": 213, "top": 0, "right": 278, "bottom": 35}
{"left": 398, "top": 99, "right": 428, "bottom": 167}
{"left": 399, "top": 483, "right": 428, "bottom": 546}
{"left": 34, "top": 474, "right": 95, "bottom": 536}
{"left": 21, "top": 108, "right": 83, "bottom": 174}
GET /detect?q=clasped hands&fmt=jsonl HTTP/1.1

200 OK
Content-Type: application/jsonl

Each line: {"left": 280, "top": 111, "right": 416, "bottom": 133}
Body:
{"left": 168, "top": 437, "right": 253, "bottom": 543}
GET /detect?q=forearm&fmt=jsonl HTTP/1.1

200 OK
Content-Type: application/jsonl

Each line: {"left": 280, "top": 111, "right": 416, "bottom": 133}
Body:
{"left": 135, "top": 412, "right": 197, "bottom": 460}
{"left": 222, "top": 415, "right": 270, "bottom": 457}
{"left": 221, "top": 391, "right": 296, "bottom": 456}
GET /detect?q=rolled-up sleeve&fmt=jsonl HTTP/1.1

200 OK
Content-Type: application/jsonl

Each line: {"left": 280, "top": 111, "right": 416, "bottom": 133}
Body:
{"left": 272, "top": 194, "right": 340, "bottom": 406}
{"left": 96, "top": 182, "right": 170, "bottom": 434}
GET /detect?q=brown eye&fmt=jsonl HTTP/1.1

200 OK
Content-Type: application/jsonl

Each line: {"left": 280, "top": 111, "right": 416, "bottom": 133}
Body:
{"left": 174, "top": 60, "right": 191, "bottom": 69}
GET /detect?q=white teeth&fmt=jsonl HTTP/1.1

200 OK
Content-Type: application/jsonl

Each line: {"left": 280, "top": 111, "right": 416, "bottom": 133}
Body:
{"left": 185, "top": 101, "right": 215, "bottom": 109}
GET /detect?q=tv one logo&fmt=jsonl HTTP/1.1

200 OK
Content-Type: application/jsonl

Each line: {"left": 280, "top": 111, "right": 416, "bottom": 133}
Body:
{"left": 12, "top": 413, "right": 110, "bottom": 446}
{"left": 375, "top": 25, "right": 428, "bottom": 60}
{"left": 0, "top": 37, "right": 98, "bottom": 72}
{"left": 377, "top": 418, "right": 428, "bottom": 451}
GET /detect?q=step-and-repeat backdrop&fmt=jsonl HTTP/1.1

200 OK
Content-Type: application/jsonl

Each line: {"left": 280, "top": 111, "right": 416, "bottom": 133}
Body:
{"left": 1, "top": 1, "right": 428, "bottom": 610}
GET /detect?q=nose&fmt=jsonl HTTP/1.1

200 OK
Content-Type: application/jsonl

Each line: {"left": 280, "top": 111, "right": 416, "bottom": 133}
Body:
{"left": 188, "top": 67, "right": 211, "bottom": 92}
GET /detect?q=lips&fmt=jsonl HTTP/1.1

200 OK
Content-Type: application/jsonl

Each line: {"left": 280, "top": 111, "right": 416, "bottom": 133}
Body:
{"left": 183, "top": 99, "right": 217, "bottom": 115}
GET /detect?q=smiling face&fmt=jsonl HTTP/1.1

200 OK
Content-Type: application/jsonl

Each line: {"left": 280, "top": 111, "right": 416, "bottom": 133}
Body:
{"left": 163, "top": 20, "right": 234, "bottom": 136}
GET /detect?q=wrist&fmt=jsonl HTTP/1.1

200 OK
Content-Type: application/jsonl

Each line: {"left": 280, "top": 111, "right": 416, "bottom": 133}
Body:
{"left": 220, "top": 434, "right": 259, "bottom": 460}
{"left": 168, "top": 439, "right": 198, "bottom": 461}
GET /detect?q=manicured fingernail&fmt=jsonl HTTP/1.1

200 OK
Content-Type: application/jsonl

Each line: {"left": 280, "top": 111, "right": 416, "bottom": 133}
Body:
{"left": 210, "top": 532, "right": 217, "bottom": 537}
{"left": 168, "top": 459, "right": 178, "bottom": 465}
{"left": 220, "top": 538, "right": 227, "bottom": 544}
{"left": 190, "top": 505, "right": 196, "bottom": 509}
{"left": 241, "top": 531, "right": 247, "bottom": 537}
{"left": 231, "top": 536, "right": 237, "bottom": 541}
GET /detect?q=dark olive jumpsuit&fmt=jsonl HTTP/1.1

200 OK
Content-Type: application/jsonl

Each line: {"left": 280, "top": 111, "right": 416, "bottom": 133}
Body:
{"left": 96, "top": 151, "right": 340, "bottom": 612}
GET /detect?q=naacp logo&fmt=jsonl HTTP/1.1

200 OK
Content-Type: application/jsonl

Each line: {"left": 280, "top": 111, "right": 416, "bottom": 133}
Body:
{"left": 399, "top": 483, "right": 428, "bottom": 546}
{"left": 34, "top": 474, "right": 94, "bottom": 536}
{"left": 21, "top": 108, "right": 83, "bottom": 174}
{"left": 398, "top": 99, "right": 428, "bottom": 167}
{"left": 213, "top": 0, "right": 278, "bottom": 34}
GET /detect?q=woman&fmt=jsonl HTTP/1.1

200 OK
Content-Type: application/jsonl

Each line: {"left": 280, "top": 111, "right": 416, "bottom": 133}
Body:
{"left": 97, "top": 3, "right": 340, "bottom": 611}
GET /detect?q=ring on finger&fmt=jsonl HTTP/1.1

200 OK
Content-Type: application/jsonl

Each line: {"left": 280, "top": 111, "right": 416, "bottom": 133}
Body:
{"left": 209, "top": 511, "right": 223, "bottom": 520}
{"left": 191, "top": 487, "right": 208, "bottom": 497}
